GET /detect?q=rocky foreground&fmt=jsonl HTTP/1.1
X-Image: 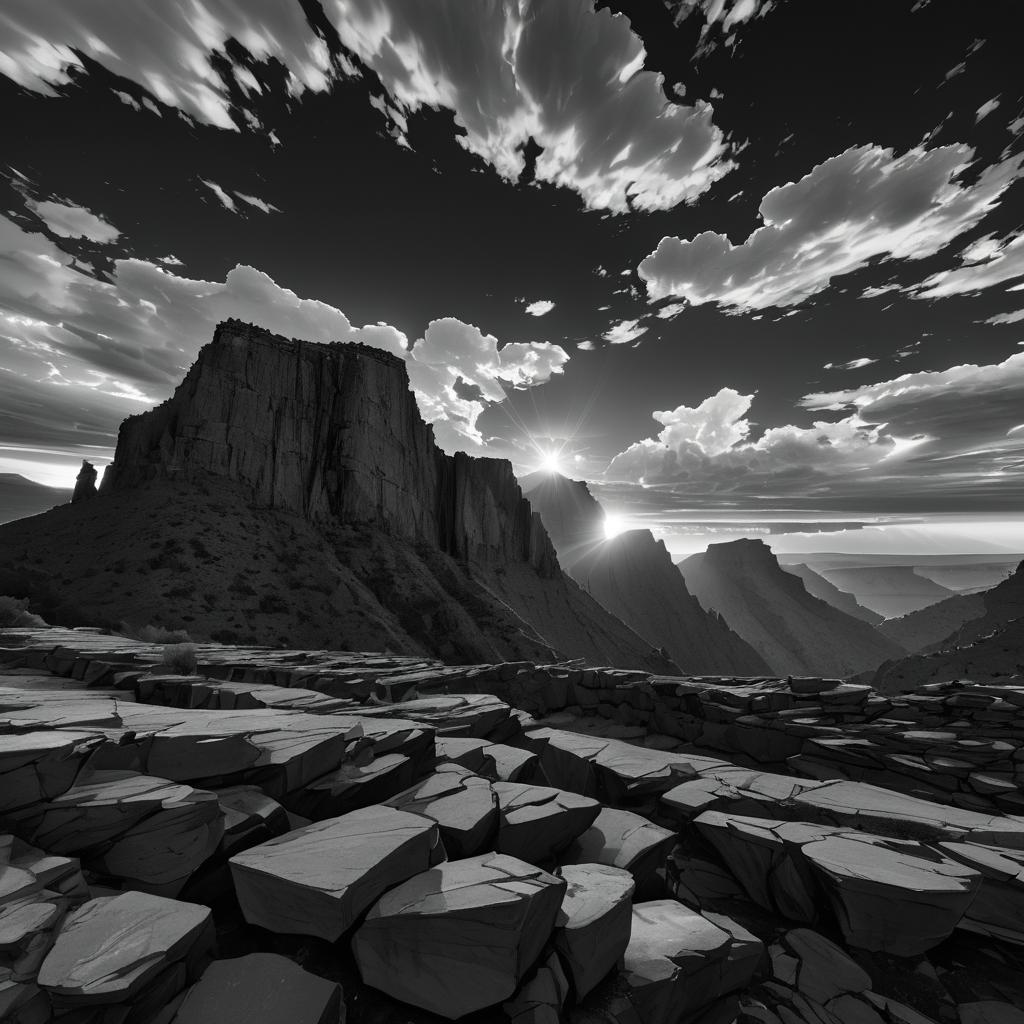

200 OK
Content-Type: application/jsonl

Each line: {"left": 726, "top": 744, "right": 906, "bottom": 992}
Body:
{"left": 1, "top": 627, "right": 1023, "bottom": 1023}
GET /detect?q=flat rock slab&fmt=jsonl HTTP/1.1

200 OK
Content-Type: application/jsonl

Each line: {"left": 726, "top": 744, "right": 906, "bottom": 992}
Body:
{"left": 289, "top": 752, "right": 417, "bottom": 820}
{"left": 493, "top": 781, "right": 601, "bottom": 863}
{"left": 163, "top": 952, "right": 343, "bottom": 1024}
{"left": 525, "top": 728, "right": 709, "bottom": 802}
{"left": 0, "top": 730, "right": 103, "bottom": 813}
{"left": 356, "top": 693, "right": 511, "bottom": 738}
{"left": 385, "top": 763, "right": 498, "bottom": 858}
{"left": 353, "top": 852, "right": 565, "bottom": 1019}
{"left": 37, "top": 891, "right": 213, "bottom": 1005}
{"left": 696, "top": 810, "right": 983, "bottom": 956}
{"left": 562, "top": 806, "right": 675, "bottom": 898}
{"left": 6, "top": 770, "right": 223, "bottom": 895}
{"left": 792, "top": 781, "right": 1024, "bottom": 848}
{"left": 230, "top": 804, "right": 444, "bottom": 941}
{"left": 554, "top": 863, "right": 634, "bottom": 999}
{"left": 801, "top": 832, "right": 981, "bottom": 956}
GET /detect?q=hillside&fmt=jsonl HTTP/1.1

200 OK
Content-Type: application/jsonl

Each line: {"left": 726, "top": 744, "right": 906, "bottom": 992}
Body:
{"left": 879, "top": 592, "right": 986, "bottom": 653}
{"left": 678, "top": 539, "right": 905, "bottom": 678}
{"left": 0, "top": 473, "right": 71, "bottom": 524}
{"left": 781, "top": 563, "right": 883, "bottom": 625}
{"left": 521, "top": 471, "right": 769, "bottom": 675}
{"left": 868, "top": 560, "right": 1024, "bottom": 691}
{"left": 0, "top": 320, "right": 674, "bottom": 673}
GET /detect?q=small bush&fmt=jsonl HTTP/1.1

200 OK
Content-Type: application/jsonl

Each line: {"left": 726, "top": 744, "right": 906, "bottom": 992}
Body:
{"left": 161, "top": 642, "right": 197, "bottom": 675}
{"left": 135, "top": 623, "right": 192, "bottom": 644}
{"left": 0, "top": 595, "right": 47, "bottom": 628}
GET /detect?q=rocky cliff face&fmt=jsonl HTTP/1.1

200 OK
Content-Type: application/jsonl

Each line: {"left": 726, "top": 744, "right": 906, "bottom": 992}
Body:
{"left": 679, "top": 539, "right": 905, "bottom": 678}
{"left": 1, "top": 321, "right": 673, "bottom": 671}
{"left": 104, "top": 320, "right": 557, "bottom": 575}
{"left": 521, "top": 471, "right": 769, "bottom": 675}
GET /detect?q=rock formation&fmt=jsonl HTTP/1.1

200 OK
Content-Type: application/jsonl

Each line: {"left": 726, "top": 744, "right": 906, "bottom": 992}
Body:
{"left": 679, "top": 538, "right": 905, "bottom": 677}
{"left": 71, "top": 461, "right": 97, "bottom": 503}
{"left": 4, "top": 622, "right": 1024, "bottom": 1022}
{"left": 0, "top": 320, "right": 673, "bottom": 672}
{"left": 522, "top": 470, "right": 769, "bottom": 674}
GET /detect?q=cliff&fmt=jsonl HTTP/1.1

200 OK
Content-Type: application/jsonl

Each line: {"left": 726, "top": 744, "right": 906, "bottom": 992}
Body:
{"left": 679, "top": 538, "right": 905, "bottom": 678}
{"left": 0, "top": 320, "right": 674, "bottom": 672}
{"left": 521, "top": 471, "right": 769, "bottom": 675}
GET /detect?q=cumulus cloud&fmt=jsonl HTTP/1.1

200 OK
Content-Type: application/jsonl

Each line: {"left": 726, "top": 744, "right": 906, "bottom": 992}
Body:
{"left": 0, "top": 214, "right": 567, "bottom": 479}
{"left": 606, "top": 351, "right": 1024, "bottom": 511}
{"left": 523, "top": 299, "right": 554, "bottom": 317}
{"left": 638, "top": 143, "right": 1024, "bottom": 311}
{"left": 603, "top": 318, "right": 647, "bottom": 344}
{"left": 27, "top": 199, "right": 119, "bottom": 242}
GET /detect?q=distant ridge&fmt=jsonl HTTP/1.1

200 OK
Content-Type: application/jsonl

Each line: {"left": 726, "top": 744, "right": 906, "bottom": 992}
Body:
{"left": 521, "top": 470, "right": 770, "bottom": 675}
{"left": 781, "top": 563, "right": 884, "bottom": 626}
{"left": 679, "top": 538, "right": 904, "bottom": 678}
{"left": 0, "top": 473, "right": 71, "bottom": 525}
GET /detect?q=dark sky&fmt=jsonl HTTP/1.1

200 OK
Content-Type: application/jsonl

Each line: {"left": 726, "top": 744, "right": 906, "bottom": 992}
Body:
{"left": 2, "top": 0, "right": 1023, "bottom": 554}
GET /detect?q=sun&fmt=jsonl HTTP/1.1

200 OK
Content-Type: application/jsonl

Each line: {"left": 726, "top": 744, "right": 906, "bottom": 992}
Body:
{"left": 538, "top": 451, "right": 563, "bottom": 474}
{"left": 603, "top": 514, "right": 626, "bottom": 540}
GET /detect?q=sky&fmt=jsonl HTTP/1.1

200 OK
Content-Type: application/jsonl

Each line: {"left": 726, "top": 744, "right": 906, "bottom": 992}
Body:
{"left": 1, "top": 0, "right": 1023, "bottom": 556}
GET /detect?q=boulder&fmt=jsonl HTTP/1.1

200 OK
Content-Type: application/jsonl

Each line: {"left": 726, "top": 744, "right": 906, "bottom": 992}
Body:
{"left": 561, "top": 806, "right": 676, "bottom": 898}
{"left": 493, "top": 781, "right": 601, "bottom": 863}
{"left": 503, "top": 951, "right": 570, "bottom": 1024}
{"left": 596, "top": 900, "right": 762, "bottom": 1024}
{"left": 352, "top": 853, "right": 565, "bottom": 1019}
{"left": 230, "top": 805, "right": 444, "bottom": 941}
{"left": 160, "top": 952, "right": 343, "bottom": 1024}
{"left": 0, "top": 730, "right": 101, "bottom": 812}
{"left": 385, "top": 763, "right": 498, "bottom": 858}
{"left": 5, "top": 770, "right": 223, "bottom": 895}
{"left": 215, "top": 786, "right": 290, "bottom": 857}
{"left": 37, "top": 891, "right": 213, "bottom": 1007}
{"left": 554, "top": 863, "right": 634, "bottom": 999}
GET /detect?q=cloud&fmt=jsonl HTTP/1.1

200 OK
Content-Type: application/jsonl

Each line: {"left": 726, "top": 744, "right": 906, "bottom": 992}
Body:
{"left": 0, "top": 0, "right": 333, "bottom": 131}
{"left": 606, "top": 351, "right": 1024, "bottom": 511}
{"left": 984, "top": 309, "right": 1024, "bottom": 325}
{"left": 199, "top": 179, "right": 237, "bottom": 212}
{"left": 0, "top": 214, "right": 567, "bottom": 479}
{"left": 638, "top": 143, "right": 1024, "bottom": 311}
{"left": 27, "top": 199, "right": 119, "bottom": 242}
{"left": 524, "top": 299, "right": 554, "bottom": 317}
{"left": 912, "top": 230, "right": 1024, "bottom": 298}
{"left": 603, "top": 318, "right": 647, "bottom": 344}
{"left": 824, "top": 357, "right": 877, "bottom": 370}
{"left": 325, "top": 0, "right": 734, "bottom": 212}
{"left": 235, "top": 192, "right": 280, "bottom": 214}
{"left": 975, "top": 96, "right": 1000, "bottom": 123}
{"left": 0, "top": 0, "right": 733, "bottom": 214}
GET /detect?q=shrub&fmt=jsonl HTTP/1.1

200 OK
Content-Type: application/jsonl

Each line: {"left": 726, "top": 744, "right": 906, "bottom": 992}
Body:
{"left": 0, "top": 595, "right": 47, "bottom": 628}
{"left": 134, "top": 623, "right": 192, "bottom": 644}
{"left": 161, "top": 642, "right": 197, "bottom": 675}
